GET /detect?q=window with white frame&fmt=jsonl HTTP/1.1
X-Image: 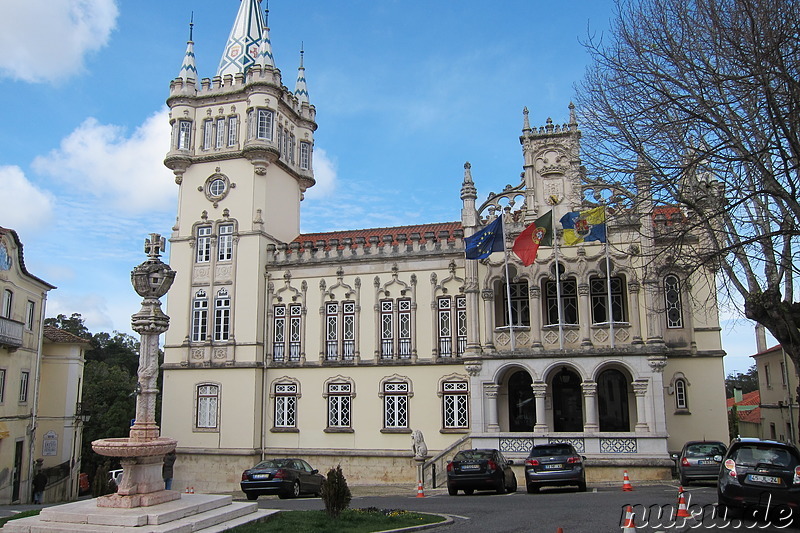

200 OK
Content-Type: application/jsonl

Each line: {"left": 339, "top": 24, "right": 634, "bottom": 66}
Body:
{"left": 503, "top": 281, "right": 530, "bottom": 327}
{"left": 274, "top": 383, "right": 297, "bottom": 428}
{"left": 177, "top": 120, "right": 192, "bottom": 150}
{"left": 380, "top": 300, "right": 394, "bottom": 358}
{"left": 289, "top": 133, "right": 296, "bottom": 164}
{"left": 437, "top": 296, "right": 467, "bottom": 357}
{"left": 196, "top": 226, "right": 212, "bottom": 263}
{"left": 191, "top": 290, "right": 208, "bottom": 342}
{"left": 675, "top": 378, "right": 688, "bottom": 410}
{"left": 273, "top": 304, "right": 301, "bottom": 362}
{"left": 442, "top": 381, "right": 469, "bottom": 428}
{"left": 214, "top": 289, "right": 231, "bottom": 341}
{"left": 590, "top": 276, "right": 627, "bottom": 324}
{"left": 342, "top": 301, "right": 355, "bottom": 359}
{"left": 281, "top": 126, "right": 289, "bottom": 157}
{"left": 19, "top": 370, "right": 29, "bottom": 403}
{"left": 325, "top": 302, "right": 339, "bottom": 360}
{"left": 765, "top": 363, "right": 772, "bottom": 388}
{"left": 196, "top": 384, "right": 219, "bottom": 429}
{"left": 383, "top": 381, "right": 409, "bottom": 428}
{"left": 544, "top": 278, "right": 578, "bottom": 325}
{"left": 215, "top": 118, "right": 226, "bottom": 149}
{"left": 0, "top": 369, "right": 5, "bottom": 403}
{"left": 25, "top": 301, "right": 35, "bottom": 330}
{"left": 380, "top": 299, "right": 411, "bottom": 359}
{"left": 780, "top": 361, "right": 787, "bottom": 387}
{"left": 253, "top": 108, "right": 274, "bottom": 141}
{"left": 218, "top": 224, "right": 234, "bottom": 261}
{"left": 2, "top": 289, "right": 12, "bottom": 318}
{"left": 664, "top": 274, "right": 683, "bottom": 328}
{"left": 456, "top": 296, "right": 467, "bottom": 356}
{"left": 227, "top": 116, "right": 238, "bottom": 146}
{"left": 324, "top": 301, "right": 355, "bottom": 361}
{"left": 300, "top": 141, "right": 311, "bottom": 170}
{"left": 203, "top": 119, "right": 214, "bottom": 150}
{"left": 327, "top": 382, "right": 352, "bottom": 428}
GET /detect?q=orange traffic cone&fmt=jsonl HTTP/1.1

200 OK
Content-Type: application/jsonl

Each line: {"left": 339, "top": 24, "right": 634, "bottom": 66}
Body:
{"left": 622, "top": 470, "right": 633, "bottom": 491}
{"left": 676, "top": 486, "right": 691, "bottom": 518}
{"left": 189, "top": 486, "right": 195, "bottom": 494}
{"left": 185, "top": 487, "right": 190, "bottom": 494}
{"left": 621, "top": 505, "right": 636, "bottom": 532}
{"left": 416, "top": 480, "right": 425, "bottom": 498}
{"left": 556, "top": 528, "right": 564, "bottom": 533}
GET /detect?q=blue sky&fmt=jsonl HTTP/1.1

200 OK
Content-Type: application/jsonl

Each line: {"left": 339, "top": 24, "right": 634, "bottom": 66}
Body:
{"left": 1, "top": 0, "right": 762, "bottom": 374}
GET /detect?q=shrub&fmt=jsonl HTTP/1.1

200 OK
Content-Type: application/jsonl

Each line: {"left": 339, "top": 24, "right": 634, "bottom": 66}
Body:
{"left": 321, "top": 465, "right": 351, "bottom": 519}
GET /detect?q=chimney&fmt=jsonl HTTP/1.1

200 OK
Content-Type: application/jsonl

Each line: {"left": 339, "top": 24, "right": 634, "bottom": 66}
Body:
{"left": 755, "top": 324, "right": 767, "bottom": 353}
{"left": 733, "top": 387, "right": 743, "bottom": 403}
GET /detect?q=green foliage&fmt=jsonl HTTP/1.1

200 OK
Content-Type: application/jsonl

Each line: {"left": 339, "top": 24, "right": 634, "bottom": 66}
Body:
{"left": 45, "top": 313, "right": 91, "bottom": 339}
{"left": 91, "top": 459, "right": 118, "bottom": 497}
{"left": 725, "top": 364, "right": 759, "bottom": 397}
{"left": 321, "top": 465, "right": 351, "bottom": 519}
{"left": 0, "top": 510, "right": 40, "bottom": 527}
{"left": 229, "top": 509, "right": 444, "bottom": 533}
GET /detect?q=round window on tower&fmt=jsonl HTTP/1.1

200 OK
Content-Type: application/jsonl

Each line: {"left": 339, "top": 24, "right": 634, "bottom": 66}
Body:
{"left": 201, "top": 172, "right": 234, "bottom": 207}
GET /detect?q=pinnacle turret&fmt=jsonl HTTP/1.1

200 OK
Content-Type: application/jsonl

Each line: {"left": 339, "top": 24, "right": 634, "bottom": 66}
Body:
{"left": 294, "top": 46, "right": 309, "bottom": 104}
{"left": 254, "top": 6, "right": 275, "bottom": 70}
{"left": 177, "top": 17, "right": 197, "bottom": 82}
{"left": 217, "top": 0, "right": 264, "bottom": 77}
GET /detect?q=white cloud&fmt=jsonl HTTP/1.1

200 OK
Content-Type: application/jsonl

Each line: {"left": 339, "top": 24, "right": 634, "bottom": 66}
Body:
{"left": 0, "top": 165, "right": 55, "bottom": 234}
{"left": 32, "top": 109, "right": 176, "bottom": 214}
{"left": 0, "top": 0, "right": 119, "bottom": 83}
{"left": 303, "top": 147, "right": 337, "bottom": 199}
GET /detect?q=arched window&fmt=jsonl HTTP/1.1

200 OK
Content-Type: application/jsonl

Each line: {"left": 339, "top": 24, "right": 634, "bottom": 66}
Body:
{"left": 508, "top": 371, "right": 535, "bottom": 432}
{"left": 191, "top": 290, "right": 208, "bottom": 342}
{"left": 597, "top": 369, "right": 630, "bottom": 431}
{"left": 196, "top": 384, "right": 219, "bottom": 429}
{"left": 551, "top": 367, "right": 583, "bottom": 432}
{"left": 214, "top": 289, "right": 231, "bottom": 341}
{"left": 664, "top": 275, "right": 683, "bottom": 328}
{"left": 590, "top": 276, "right": 627, "bottom": 323}
{"left": 675, "top": 378, "right": 688, "bottom": 410}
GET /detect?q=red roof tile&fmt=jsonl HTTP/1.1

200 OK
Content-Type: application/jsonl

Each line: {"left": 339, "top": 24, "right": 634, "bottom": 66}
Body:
{"left": 43, "top": 325, "right": 91, "bottom": 345}
{"left": 738, "top": 407, "right": 761, "bottom": 423}
{"left": 726, "top": 390, "right": 760, "bottom": 408}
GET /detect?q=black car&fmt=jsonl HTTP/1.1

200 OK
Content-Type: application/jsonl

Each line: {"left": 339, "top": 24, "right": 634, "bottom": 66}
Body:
{"left": 524, "top": 443, "right": 586, "bottom": 493}
{"left": 717, "top": 438, "right": 800, "bottom": 519}
{"left": 446, "top": 448, "right": 517, "bottom": 495}
{"left": 240, "top": 458, "right": 325, "bottom": 500}
{"left": 673, "top": 440, "right": 726, "bottom": 485}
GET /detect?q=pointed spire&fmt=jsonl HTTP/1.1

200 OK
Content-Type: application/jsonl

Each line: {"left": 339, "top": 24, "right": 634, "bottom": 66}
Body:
{"left": 460, "top": 162, "right": 477, "bottom": 201}
{"left": 255, "top": 3, "right": 275, "bottom": 70}
{"left": 217, "top": 0, "right": 264, "bottom": 77}
{"left": 294, "top": 44, "right": 309, "bottom": 104}
{"left": 178, "top": 14, "right": 197, "bottom": 82}
{"left": 522, "top": 107, "right": 531, "bottom": 133}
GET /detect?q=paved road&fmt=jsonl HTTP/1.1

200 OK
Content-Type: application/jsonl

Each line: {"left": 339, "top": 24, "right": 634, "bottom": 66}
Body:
{"left": 245, "top": 482, "right": 799, "bottom": 532}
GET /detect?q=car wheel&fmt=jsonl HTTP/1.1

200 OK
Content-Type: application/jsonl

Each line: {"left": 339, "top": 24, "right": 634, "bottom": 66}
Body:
{"left": 577, "top": 481, "right": 587, "bottom": 492}
{"left": 464, "top": 489, "right": 474, "bottom": 495}
{"left": 279, "top": 481, "right": 301, "bottom": 499}
{"left": 448, "top": 486, "right": 458, "bottom": 496}
{"left": 527, "top": 485, "right": 539, "bottom": 494}
{"left": 679, "top": 472, "right": 690, "bottom": 486}
{"left": 495, "top": 477, "right": 507, "bottom": 494}
{"left": 245, "top": 492, "right": 258, "bottom": 501}
{"left": 507, "top": 475, "right": 517, "bottom": 493}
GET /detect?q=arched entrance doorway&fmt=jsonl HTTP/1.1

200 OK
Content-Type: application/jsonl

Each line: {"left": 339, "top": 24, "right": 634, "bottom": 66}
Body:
{"left": 598, "top": 368, "right": 630, "bottom": 431}
{"left": 552, "top": 367, "right": 583, "bottom": 432}
{"left": 508, "top": 370, "right": 535, "bottom": 432}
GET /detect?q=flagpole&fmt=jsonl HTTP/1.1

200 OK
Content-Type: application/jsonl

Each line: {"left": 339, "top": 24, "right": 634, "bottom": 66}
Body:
{"left": 501, "top": 215, "right": 516, "bottom": 351}
{"left": 604, "top": 205, "right": 615, "bottom": 349}
{"left": 554, "top": 231, "right": 564, "bottom": 350}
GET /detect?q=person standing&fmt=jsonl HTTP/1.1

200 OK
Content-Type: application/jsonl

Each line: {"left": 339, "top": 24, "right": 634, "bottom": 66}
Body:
{"left": 162, "top": 450, "right": 176, "bottom": 491}
{"left": 32, "top": 470, "right": 47, "bottom": 504}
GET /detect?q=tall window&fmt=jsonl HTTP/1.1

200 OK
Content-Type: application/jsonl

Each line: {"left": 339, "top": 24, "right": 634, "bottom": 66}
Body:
{"left": 19, "top": 371, "right": 29, "bottom": 403}
{"left": 214, "top": 289, "right": 231, "bottom": 341}
{"left": 325, "top": 302, "right": 339, "bottom": 360}
{"left": 442, "top": 381, "right": 469, "bottom": 428}
{"left": 289, "top": 133, "right": 296, "bottom": 164}
{"left": 215, "top": 118, "right": 226, "bottom": 149}
{"left": 227, "top": 116, "right": 238, "bottom": 146}
{"left": 0, "top": 369, "right": 5, "bottom": 403}
{"left": 545, "top": 278, "right": 578, "bottom": 325}
{"left": 300, "top": 141, "right": 311, "bottom": 170}
{"left": 437, "top": 298, "right": 453, "bottom": 357}
{"left": 381, "top": 299, "right": 411, "bottom": 359}
{"left": 438, "top": 296, "right": 466, "bottom": 357}
{"left": 196, "top": 226, "right": 212, "bottom": 263}
{"left": 274, "top": 383, "right": 297, "bottom": 428}
{"left": 196, "top": 384, "right": 219, "bottom": 429}
{"left": 590, "top": 277, "right": 627, "bottom": 323}
{"left": 25, "top": 301, "right": 35, "bottom": 330}
{"left": 383, "top": 382, "right": 409, "bottom": 429}
{"left": 203, "top": 119, "right": 214, "bottom": 150}
{"left": 780, "top": 362, "right": 787, "bottom": 387}
{"left": 342, "top": 302, "right": 355, "bottom": 359}
{"left": 177, "top": 120, "right": 192, "bottom": 150}
{"left": 253, "top": 108, "right": 274, "bottom": 140}
{"left": 325, "top": 301, "right": 356, "bottom": 361}
{"left": 273, "top": 304, "right": 301, "bottom": 362}
{"left": 675, "top": 378, "right": 688, "bottom": 410}
{"left": 218, "top": 224, "right": 233, "bottom": 261}
{"left": 2, "top": 289, "right": 12, "bottom": 318}
{"left": 664, "top": 274, "right": 683, "bottom": 328}
{"left": 327, "top": 383, "right": 352, "bottom": 428}
{"left": 191, "top": 290, "right": 208, "bottom": 342}
{"left": 765, "top": 363, "right": 772, "bottom": 388}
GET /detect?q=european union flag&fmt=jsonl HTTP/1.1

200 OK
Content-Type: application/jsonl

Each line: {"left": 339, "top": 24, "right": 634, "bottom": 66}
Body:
{"left": 465, "top": 217, "right": 504, "bottom": 259}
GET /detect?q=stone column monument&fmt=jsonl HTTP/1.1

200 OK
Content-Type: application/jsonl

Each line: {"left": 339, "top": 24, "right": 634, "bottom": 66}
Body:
{"left": 92, "top": 234, "right": 181, "bottom": 508}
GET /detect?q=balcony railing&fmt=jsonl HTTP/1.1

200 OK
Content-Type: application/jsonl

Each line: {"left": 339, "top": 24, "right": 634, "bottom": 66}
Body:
{"left": 0, "top": 317, "right": 23, "bottom": 349}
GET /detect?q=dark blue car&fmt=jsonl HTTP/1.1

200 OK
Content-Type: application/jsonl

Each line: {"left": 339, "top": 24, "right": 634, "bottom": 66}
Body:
{"left": 240, "top": 458, "right": 324, "bottom": 500}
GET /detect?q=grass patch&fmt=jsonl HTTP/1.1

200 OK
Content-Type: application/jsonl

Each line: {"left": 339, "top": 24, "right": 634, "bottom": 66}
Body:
{"left": 231, "top": 508, "right": 445, "bottom": 533}
{"left": 0, "top": 510, "right": 40, "bottom": 527}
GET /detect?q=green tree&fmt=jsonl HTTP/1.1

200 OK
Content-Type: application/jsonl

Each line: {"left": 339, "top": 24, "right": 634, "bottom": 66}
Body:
{"left": 725, "top": 365, "right": 759, "bottom": 398}
{"left": 45, "top": 313, "right": 91, "bottom": 340}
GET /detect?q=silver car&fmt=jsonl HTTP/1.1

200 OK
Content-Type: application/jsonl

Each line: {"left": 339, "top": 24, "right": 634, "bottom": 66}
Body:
{"left": 673, "top": 440, "right": 726, "bottom": 485}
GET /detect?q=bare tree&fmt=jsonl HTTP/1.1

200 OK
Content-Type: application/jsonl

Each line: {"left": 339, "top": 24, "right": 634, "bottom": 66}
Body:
{"left": 576, "top": 0, "right": 800, "bottom": 438}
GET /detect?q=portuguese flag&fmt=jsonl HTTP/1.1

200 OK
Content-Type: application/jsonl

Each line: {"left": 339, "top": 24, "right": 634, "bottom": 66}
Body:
{"left": 512, "top": 211, "right": 553, "bottom": 266}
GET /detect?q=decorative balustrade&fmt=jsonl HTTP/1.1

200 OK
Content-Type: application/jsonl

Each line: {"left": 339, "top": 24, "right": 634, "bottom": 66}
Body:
{"left": 0, "top": 316, "right": 23, "bottom": 349}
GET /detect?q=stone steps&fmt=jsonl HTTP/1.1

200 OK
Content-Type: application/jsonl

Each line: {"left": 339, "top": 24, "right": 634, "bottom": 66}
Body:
{"left": 1, "top": 494, "right": 275, "bottom": 532}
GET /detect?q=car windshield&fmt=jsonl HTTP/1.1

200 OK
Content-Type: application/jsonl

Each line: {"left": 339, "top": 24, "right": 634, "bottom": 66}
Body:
{"left": 454, "top": 450, "right": 494, "bottom": 461}
{"left": 529, "top": 446, "right": 573, "bottom": 457}
{"left": 732, "top": 446, "right": 794, "bottom": 467}
{"left": 254, "top": 459, "right": 294, "bottom": 469}
{"left": 685, "top": 443, "right": 725, "bottom": 457}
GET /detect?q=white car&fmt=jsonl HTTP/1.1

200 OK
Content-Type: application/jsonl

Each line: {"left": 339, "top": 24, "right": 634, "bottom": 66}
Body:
{"left": 108, "top": 468, "right": 123, "bottom": 487}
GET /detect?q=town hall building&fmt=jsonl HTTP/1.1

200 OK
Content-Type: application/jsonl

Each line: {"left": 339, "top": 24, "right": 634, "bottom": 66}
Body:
{"left": 160, "top": 0, "right": 728, "bottom": 491}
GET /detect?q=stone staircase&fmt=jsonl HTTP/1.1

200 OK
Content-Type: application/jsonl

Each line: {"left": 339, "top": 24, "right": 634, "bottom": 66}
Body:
{"left": 2, "top": 494, "right": 275, "bottom": 532}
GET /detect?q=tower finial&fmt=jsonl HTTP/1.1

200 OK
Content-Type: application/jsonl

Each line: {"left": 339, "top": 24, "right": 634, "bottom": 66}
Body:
{"left": 294, "top": 44, "right": 309, "bottom": 104}
{"left": 254, "top": 0, "right": 275, "bottom": 70}
{"left": 522, "top": 106, "right": 531, "bottom": 133}
{"left": 177, "top": 13, "right": 197, "bottom": 83}
{"left": 217, "top": 0, "right": 264, "bottom": 77}
{"left": 189, "top": 11, "right": 194, "bottom": 41}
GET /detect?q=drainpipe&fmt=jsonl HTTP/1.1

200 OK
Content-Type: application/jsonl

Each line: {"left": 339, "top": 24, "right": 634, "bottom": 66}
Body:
{"left": 782, "top": 347, "right": 796, "bottom": 445}
{"left": 27, "top": 292, "right": 47, "bottom": 503}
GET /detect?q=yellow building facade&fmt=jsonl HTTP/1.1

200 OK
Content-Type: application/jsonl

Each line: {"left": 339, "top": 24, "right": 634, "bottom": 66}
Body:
{"left": 161, "top": 1, "right": 729, "bottom": 492}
